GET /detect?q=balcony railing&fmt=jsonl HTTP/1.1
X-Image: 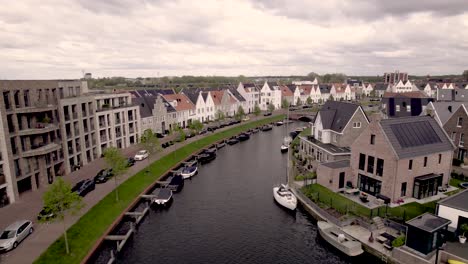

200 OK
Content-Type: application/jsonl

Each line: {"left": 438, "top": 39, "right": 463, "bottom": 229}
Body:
{"left": 100, "top": 136, "right": 107, "bottom": 142}
{"left": 17, "top": 122, "right": 58, "bottom": 136}
{"left": 73, "top": 112, "right": 78, "bottom": 119}
{"left": 22, "top": 141, "right": 61, "bottom": 157}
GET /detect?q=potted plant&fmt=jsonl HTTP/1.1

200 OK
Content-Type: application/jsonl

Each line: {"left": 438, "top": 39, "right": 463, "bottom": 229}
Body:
{"left": 459, "top": 223, "right": 468, "bottom": 244}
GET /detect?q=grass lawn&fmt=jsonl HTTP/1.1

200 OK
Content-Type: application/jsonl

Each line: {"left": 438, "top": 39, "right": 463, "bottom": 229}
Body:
{"left": 450, "top": 177, "right": 465, "bottom": 188}
{"left": 35, "top": 115, "right": 284, "bottom": 264}
{"left": 301, "top": 184, "right": 437, "bottom": 222}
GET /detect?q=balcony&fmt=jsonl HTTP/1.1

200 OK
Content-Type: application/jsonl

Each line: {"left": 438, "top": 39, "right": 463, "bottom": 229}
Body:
{"left": 12, "top": 102, "right": 56, "bottom": 114}
{"left": 73, "top": 112, "right": 78, "bottom": 119}
{"left": 129, "top": 127, "right": 135, "bottom": 134}
{"left": 17, "top": 123, "right": 58, "bottom": 136}
{"left": 100, "top": 135, "right": 108, "bottom": 142}
{"left": 22, "top": 141, "right": 61, "bottom": 157}
{"left": 115, "top": 119, "right": 121, "bottom": 125}
{"left": 96, "top": 103, "right": 128, "bottom": 112}
{"left": 0, "top": 175, "right": 5, "bottom": 185}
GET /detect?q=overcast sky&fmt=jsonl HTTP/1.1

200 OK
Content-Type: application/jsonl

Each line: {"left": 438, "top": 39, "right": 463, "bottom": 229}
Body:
{"left": 1, "top": 0, "right": 467, "bottom": 79}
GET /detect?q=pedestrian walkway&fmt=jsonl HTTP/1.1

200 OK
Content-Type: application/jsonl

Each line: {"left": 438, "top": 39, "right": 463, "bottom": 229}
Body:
{"left": 0, "top": 113, "right": 281, "bottom": 264}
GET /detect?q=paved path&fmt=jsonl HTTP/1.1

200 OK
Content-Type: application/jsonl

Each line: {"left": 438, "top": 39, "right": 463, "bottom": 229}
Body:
{"left": 0, "top": 113, "right": 281, "bottom": 264}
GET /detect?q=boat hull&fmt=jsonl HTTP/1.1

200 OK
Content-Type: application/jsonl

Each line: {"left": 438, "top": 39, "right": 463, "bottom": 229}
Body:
{"left": 280, "top": 145, "right": 288, "bottom": 153}
{"left": 317, "top": 221, "right": 364, "bottom": 257}
{"left": 273, "top": 187, "right": 297, "bottom": 210}
{"left": 181, "top": 167, "right": 198, "bottom": 179}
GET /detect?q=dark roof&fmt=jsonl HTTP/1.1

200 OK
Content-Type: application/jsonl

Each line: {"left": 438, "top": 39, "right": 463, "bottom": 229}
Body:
{"left": 380, "top": 116, "right": 454, "bottom": 159}
{"left": 131, "top": 89, "right": 174, "bottom": 97}
{"left": 319, "top": 84, "right": 331, "bottom": 93}
{"left": 228, "top": 88, "right": 246, "bottom": 102}
{"left": 321, "top": 159, "right": 350, "bottom": 169}
{"left": 318, "top": 101, "right": 361, "bottom": 133}
{"left": 267, "top": 82, "right": 278, "bottom": 88}
{"left": 301, "top": 136, "right": 351, "bottom": 155}
{"left": 132, "top": 96, "right": 157, "bottom": 118}
{"left": 374, "top": 83, "right": 388, "bottom": 91}
{"left": 438, "top": 189, "right": 468, "bottom": 212}
{"left": 406, "top": 213, "right": 451, "bottom": 233}
{"left": 183, "top": 91, "right": 200, "bottom": 105}
{"left": 202, "top": 92, "right": 209, "bottom": 101}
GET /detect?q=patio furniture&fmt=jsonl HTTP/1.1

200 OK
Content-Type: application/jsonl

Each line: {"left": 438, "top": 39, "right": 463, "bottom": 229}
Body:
{"left": 377, "top": 236, "right": 388, "bottom": 243}
{"left": 359, "top": 193, "right": 369, "bottom": 203}
{"left": 345, "top": 188, "right": 360, "bottom": 195}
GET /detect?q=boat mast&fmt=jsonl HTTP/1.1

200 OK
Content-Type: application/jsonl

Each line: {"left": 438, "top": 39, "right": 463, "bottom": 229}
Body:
{"left": 286, "top": 106, "right": 290, "bottom": 184}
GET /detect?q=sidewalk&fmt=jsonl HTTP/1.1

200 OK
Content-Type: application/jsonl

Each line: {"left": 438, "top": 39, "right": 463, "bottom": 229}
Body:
{"left": 0, "top": 113, "right": 280, "bottom": 264}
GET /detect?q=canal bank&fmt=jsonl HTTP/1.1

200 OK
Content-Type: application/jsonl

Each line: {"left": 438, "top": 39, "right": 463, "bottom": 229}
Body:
{"left": 90, "top": 120, "right": 379, "bottom": 264}
{"left": 33, "top": 114, "right": 285, "bottom": 264}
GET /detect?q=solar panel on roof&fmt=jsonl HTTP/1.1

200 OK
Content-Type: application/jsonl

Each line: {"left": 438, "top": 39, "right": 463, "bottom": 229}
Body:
{"left": 390, "top": 121, "right": 441, "bottom": 148}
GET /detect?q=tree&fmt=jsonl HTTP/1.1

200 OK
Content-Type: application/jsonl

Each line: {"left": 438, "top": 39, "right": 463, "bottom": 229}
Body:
{"left": 253, "top": 103, "right": 261, "bottom": 118}
{"left": 235, "top": 105, "right": 246, "bottom": 120}
{"left": 140, "top": 129, "right": 162, "bottom": 171}
{"left": 40, "top": 178, "right": 84, "bottom": 255}
{"left": 306, "top": 97, "right": 312, "bottom": 105}
{"left": 329, "top": 95, "right": 334, "bottom": 101}
{"left": 189, "top": 120, "right": 204, "bottom": 135}
{"left": 463, "top": 70, "right": 468, "bottom": 80}
{"left": 174, "top": 125, "right": 186, "bottom": 142}
{"left": 268, "top": 103, "right": 275, "bottom": 113}
{"left": 103, "top": 147, "right": 128, "bottom": 202}
{"left": 281, "top": 98, "right": 289, "bottom": 109}
{"left": 307, "top": 72, "right": 320, "bottom": 81}
{"left": 296, "top": 97, "right": 302, "bottom": 106}
{"left": 216, "top": 110, "right": 225, "bottom": 121}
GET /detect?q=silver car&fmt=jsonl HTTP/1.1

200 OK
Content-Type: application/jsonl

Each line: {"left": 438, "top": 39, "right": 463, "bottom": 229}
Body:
{"left": 0, "top": 220, "right": 34, "bottom": 251}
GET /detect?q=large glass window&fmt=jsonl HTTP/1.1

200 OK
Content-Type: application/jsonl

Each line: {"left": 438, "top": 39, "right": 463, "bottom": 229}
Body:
{"left": 359, "top": 153, "right": 366, "bottom": 170}
{"left": 376, "top": 158, "right": 384, "bottom": 176}
{"left": 413, "top": 175, "right": 442, "bottom": 199}
{"left": 367, "top": 156, "right": 375, "bottom": 174}
{"left": 358, "top": 174, "right": 382, "bottom": 196}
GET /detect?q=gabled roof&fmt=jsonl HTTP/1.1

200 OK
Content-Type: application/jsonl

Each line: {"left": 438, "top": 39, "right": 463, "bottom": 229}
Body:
{"left": 228, "top": 88, "right": 246, "bottom": 102}
{"left": 162, "top": 94, "right": 195, "bottom": 111}
{"left": 280, "top": 85, "right": 294, "bottom": 96}
{"left": 130, "top": 89, "right": 174, "bottom": 98}
{"left": 267, "top": 82, "right": 278, "bottom": 89}
{"left": 183, "top": 91, "right": 200, "bottom": 105}
{"left": 210, "top": 90, "right": 224, "bottom": 105}
{"left": 318, "top": 101, "right": 361, "bottom": 133}
{"left": 374, "top": 83, "right": 388, "bottom": 91}
{"left": 438, "top": 189, "right": 468, "bottom": 212}
{"left": 379, "top": 116, "right": 454, "bottom": 159}
{"left": 132, "top": 96, "right": 156, "bottom": 118}
{"left": 427, "top": 102, "right": 466, "bottom": 126}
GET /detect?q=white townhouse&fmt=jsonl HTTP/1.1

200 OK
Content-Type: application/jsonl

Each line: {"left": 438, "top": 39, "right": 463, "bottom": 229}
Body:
{"left": 260, "top": 82, "right": 282, "bottom": 110}
{"left": 389, "top": 80, "right": 417, "bottom": 93}
{"left": 362, "top": 83, "right": 374, "bottom": 96}
{"left": 183, "top": 90, "right": 212, "bottom": 123}
{"left": 161, "top": 93, "right": 196, "bottom": 128}
{"left": 330, "top": 83, "right": 354, "bottom": 101}
{"left": 293, "top": 86, "right": 301, "bottom": 105}
{"left": 237, "top": 82, "right": 260, "bottom": 113}
{"left": 423, "top": 83, "right": 437, "bottom": 98}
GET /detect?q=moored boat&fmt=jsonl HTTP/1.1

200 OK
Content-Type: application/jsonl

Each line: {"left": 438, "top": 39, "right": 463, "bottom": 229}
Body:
{"left": 273, "top": 184, "right": 297, "bottom": 210}
{"left": 317, "top": 221, "right": 364, "bottom": 257}
{"left": 251, "top": 128, "right": 260, "bottom": 133}
{"left": 280, "top": 144, "right": 289, "bottom": 153}
{"left": 238, "top": 133, "right": 250, "bottom": 141}
{"left": 198, "top": 150, "right": 216, "bottom": 164}
{"left": 276, "top": 121, "right": 284, "bottom": 126}
{"left": 227, "top": 137, "right": 239, "bottom": 145}
{"left": 217, "top": 141, "right": 226, "bottom": 149}
{"left": 261, "top": 125, "right": 273, "bottom": 131}
{"left": 167, "top": 175, "right": 184, "bottom": 192}
{"left": 180, "top": 165, "right": 198, "bottom": 179}
{"left": 152, "top": 188, "right": 173, "bottom": 206}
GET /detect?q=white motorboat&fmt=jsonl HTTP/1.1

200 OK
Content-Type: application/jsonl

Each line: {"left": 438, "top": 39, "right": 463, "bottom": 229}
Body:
{"left": 152, "top": 188, "right": 173, "bottom": 205}
{"left": 280, "top": 144, "right": 289, "bottom": 153}
{"left": 273, "top": 184, "right": 297, "bottom": 210}
{"left": 317, "top": 221, "right": 364, "bottom": 257}
{"left": 180, "top": 165, "right": 198, "bottom": 179}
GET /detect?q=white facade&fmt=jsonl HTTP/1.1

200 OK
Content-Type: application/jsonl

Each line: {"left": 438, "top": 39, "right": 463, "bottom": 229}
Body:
{"left": 423, "top": 84, "right": 437, "bottom": 97}
{"left": 390, "top": 80, "right": 417, "bottom": 93}
{"left": 260, "top": 82, "right": 281, "bottom": 110}
{"left": 237, "top": 82, "right": 260, "bottom": 113}
{"left": 438, "top": 204, "right": 468, "bottom": 229}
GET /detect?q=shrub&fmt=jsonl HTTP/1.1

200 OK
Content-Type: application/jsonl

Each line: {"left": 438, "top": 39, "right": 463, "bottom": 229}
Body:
{"left": 392, "top": 235, "right": 406, "bottom": 247}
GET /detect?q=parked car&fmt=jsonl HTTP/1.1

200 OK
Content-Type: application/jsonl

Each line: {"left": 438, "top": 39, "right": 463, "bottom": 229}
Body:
{"left": 198, "top": 129, "right": 207, "bottom": 135}
{"left": 37, "top": 207, "right": 56, "bottom": 221}
{"left": 263, "top": 112, "right": 272, "bottom": 116}
{"left": 155, "top": 133, "right": 165, "bottom": 138}
{"left": 94, "top": 168, "right": 114, "bottom": 184}
{"left": 72, "top": 179, "right": 95, "bottom": 197}
{"left": 127, "top": 157, "right": 136, "bottom": 167}
{"left": 0, "top": 220, "right": 34, "bottom": 251}
{"left": 134, "top": 150, "right": 149, "bottom": 161}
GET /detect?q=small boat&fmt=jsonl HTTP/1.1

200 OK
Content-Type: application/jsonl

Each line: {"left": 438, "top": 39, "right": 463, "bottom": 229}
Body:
{"left": 238, "top": 133, "right": 250, "bottom": 141}
{"left": 217, "top": 141, "right": 226, "bottom": 149}
{"left": 273, "top": 184, "right": 297, "bottom": 210}
{"left": 167, "top": 175, "right": 184, "bottom": 192}
{"left": 289, "top": 131, "right": 299, "bottom": 139}
{"left": 276, "top": 121, "right": 284, "bottom": 126}
{"left": 227, "top": 137, "right": 239, "bottom": 145}
{"left": 280, "top": 144, "right": 289, "bottom": 153}
{"left": 261, "top": 125, "right": 273, "bottom": 131}
{"left": 180, "top": 165, "right": 198, "bottom": 179}
{"left": 152, "top": 188, "right": 173, "bottom": 205}
{"left": 317, "top": 221, "right": 364, "bottom": 257}
{"left": 251, "top": 128, "right": 259, "bottom": 133}
{"left": 198, "top": 151, "right": 216, "bottom": 164}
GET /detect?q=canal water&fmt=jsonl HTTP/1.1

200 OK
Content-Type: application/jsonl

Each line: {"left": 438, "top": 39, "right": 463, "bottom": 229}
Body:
{"left": 117, "top": 122, "right": 378, "bottom": 264}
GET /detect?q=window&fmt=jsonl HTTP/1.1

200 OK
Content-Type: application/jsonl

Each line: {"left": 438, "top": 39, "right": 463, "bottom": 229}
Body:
{"left": 458, "top": 117, "right": 463, "bottom": 127}
{"left": 406, "top": 105, "right": 411, "bottom": 112}
{"left": 401, "top": 182, "right": 407, "bottom": 197}
{"left": 423, "top": 157, "right": 428, "bottom": 167}
{"left": 353, "top": 122, "right": 361, "bottom": 128}
{"left": 359, "top": 153, "right": 366, "bottom": 170}
{"left": 451, "top": 132, "right": 457, "bottom": 141}
{"left": 376, "top": 158, "right": 384, "bottom": 176}
{"left": 409, "top": 159, "right": 413, "bottom": 170}
{"left": 367, "top": 156, "right": 375, "bottom": 174}
{"left": 460, "top": 133, "right": 464, "bottom": 147}
{"left": 438, "top": 154, "right": 442, "bottom": 164}
{"left": 396, "top": 105, "right": 400, "bottom": 112}
{"left": 370, "top": 134, "right": 375, "bottom": 145}
{"left": 333, "top": 134, "right": 337, "bottom": 142}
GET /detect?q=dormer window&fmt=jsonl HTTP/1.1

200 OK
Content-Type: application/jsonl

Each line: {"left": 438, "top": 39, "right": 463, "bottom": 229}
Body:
{"left": 458, "top": 117, "right": 463, "bottom": 127}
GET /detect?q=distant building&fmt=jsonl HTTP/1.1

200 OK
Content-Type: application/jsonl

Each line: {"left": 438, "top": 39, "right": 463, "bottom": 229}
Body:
{"left": 437, "top": 88, "right": 468, "bottom": 102}
{"left": 384, "top": 71, "right": 408, "bottom": 84}
{"left": 84, "top": 73, "right": 92, "bottom": 80}
{"left": 381, "top": 91, "right": 434, "bottom": 118}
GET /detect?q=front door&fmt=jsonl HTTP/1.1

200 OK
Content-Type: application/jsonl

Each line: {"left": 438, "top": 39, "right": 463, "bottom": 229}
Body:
{"left": 458, "top": 149, "right": 466, "bottom": 161}
{"left": 339, "top": 172, "right": 345, "bottom": 189}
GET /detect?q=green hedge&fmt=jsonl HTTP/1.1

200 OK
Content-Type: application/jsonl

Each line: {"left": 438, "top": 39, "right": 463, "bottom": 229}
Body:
{"left": 35, "top": 115, "right": 284, "bottom": 264}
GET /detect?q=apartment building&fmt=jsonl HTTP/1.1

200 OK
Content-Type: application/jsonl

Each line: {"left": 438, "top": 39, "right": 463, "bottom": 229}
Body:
{"left": 0, "top": 80, "right": 85, "bottom": 205}
{"left": 381, "top": 91, "right": 434, "bottom": 118}
{"left": 384, "top": 71, "right": 408, "bottom": 84}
